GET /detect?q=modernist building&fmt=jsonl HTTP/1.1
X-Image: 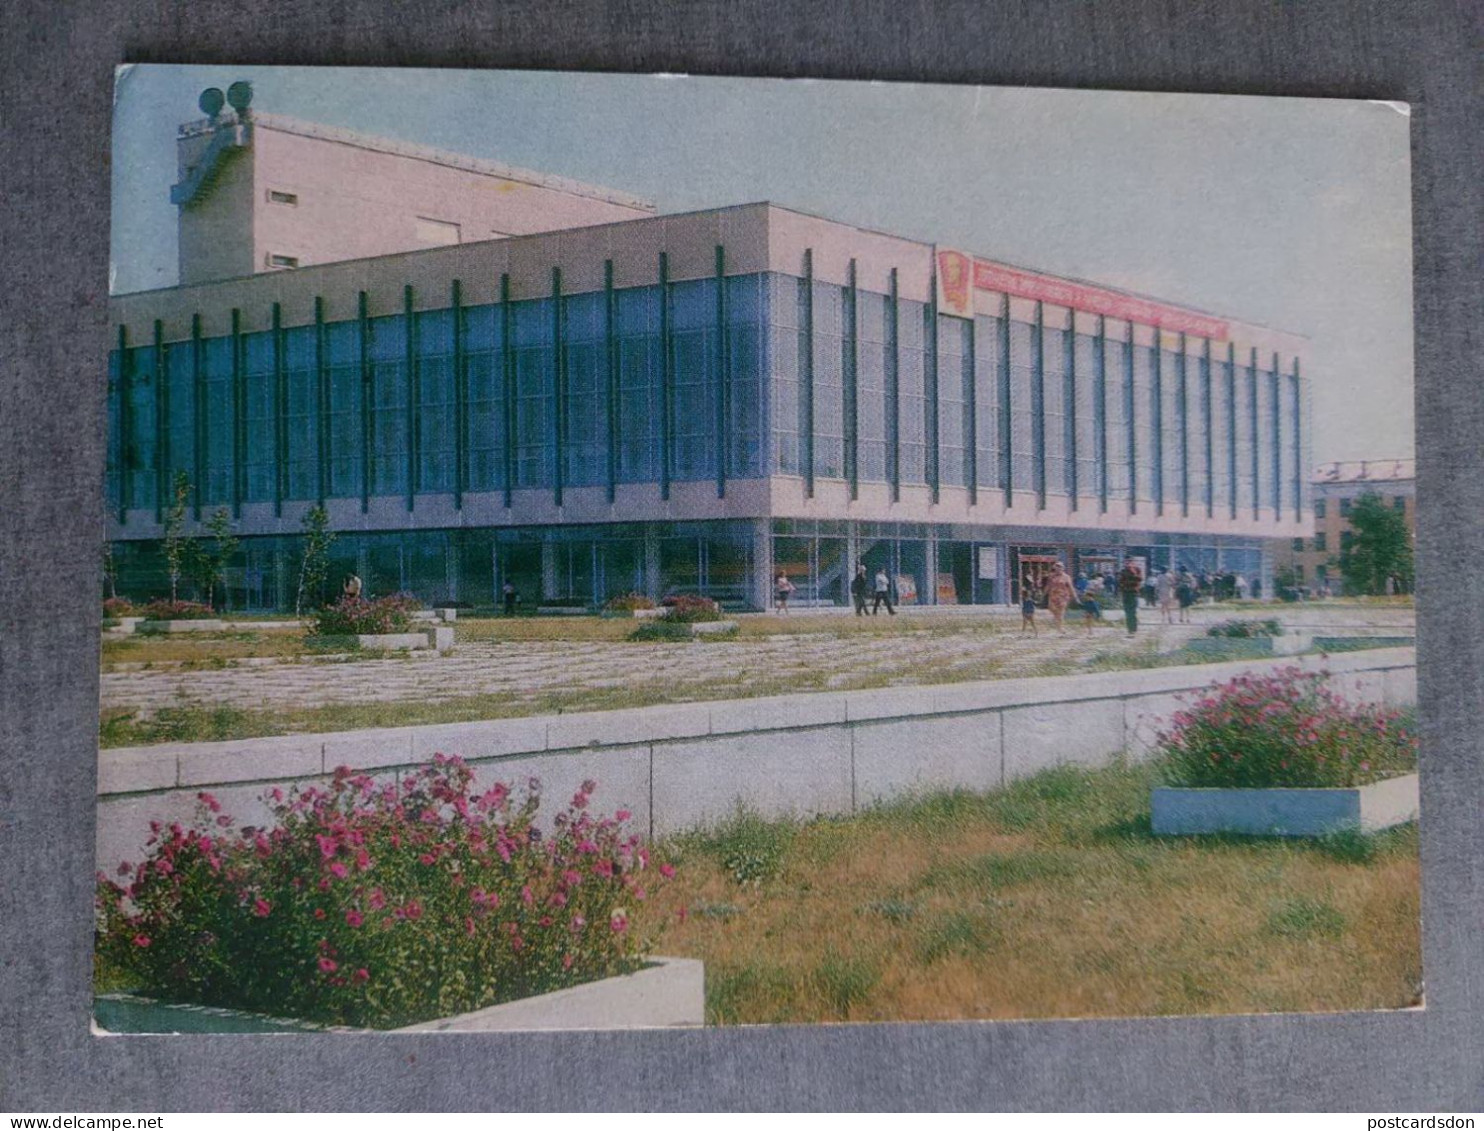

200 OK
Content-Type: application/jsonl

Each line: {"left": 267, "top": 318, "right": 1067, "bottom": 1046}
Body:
{"left": 107, "top": 93, "right": 1313, "bottom": 611}
{"left": 1270, "top": 459, "right": 1414, "bottom": 593}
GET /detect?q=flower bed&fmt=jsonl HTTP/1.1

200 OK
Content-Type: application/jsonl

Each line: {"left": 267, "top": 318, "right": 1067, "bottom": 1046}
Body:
{"left": 658, "top": 595, "right": 722, "bottom": 623}
{"left": 95, "top": 757, "right": 677, "bottom": 1030}
{"left": 1150, "top": 667, "right": 1418, "bottom": 837}
{"left": 1155, "top": 667, "right": 1416, "bottom": 790}
{"left": 103, "top": 597, "right": 137, "bottom": 620}
{"left": 602, "top": 592, "right": 657, "bottom": 617}
{"left": 1206, "top": 618, "right": 1284, "bottom": 639}
{"left": 308, "top": 595, "right": 417, "bottom": 637}
{"left": 141, "top": 599, "right": 217, "bottom": 621}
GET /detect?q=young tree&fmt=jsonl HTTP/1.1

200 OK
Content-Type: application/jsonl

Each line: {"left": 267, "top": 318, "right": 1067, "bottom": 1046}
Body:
{"left": 190, "top": 508, "right": 240, "bottom": 610}
{"left": 295, "top": 503, "right": 337, "bottom": 616}
{"left": 1340, "top": 491, "right": 1414, "bottom": 596}
{"left": 161, "top": 471, "right": 193, "bottom": 603}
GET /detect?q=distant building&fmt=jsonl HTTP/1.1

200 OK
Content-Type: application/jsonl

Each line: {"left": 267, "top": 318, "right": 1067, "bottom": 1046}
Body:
{"left": 1270, "top": 459, "right": 1415, "bottom": 593}
{"left": 107, "top": 85, "right": 1314, "bottom": 612}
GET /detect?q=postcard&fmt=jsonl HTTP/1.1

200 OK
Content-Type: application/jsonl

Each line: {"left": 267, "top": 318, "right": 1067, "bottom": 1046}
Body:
{"left": 95, "top": 66, "right": 1417, "bottom": 1033}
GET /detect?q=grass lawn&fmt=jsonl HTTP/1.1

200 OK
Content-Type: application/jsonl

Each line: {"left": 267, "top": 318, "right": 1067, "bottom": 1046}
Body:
{"left": 102, "top": 629, "right": 312, "bottom": 666}
{"left": 637, "top": 763, "right": 1422, "bottom": 1024}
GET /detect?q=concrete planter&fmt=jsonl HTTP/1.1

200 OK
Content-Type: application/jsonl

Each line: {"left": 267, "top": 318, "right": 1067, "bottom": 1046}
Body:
{"left": 1184, "top": 637, "right": 1274, "bottom": 658}
{"left": 425, "top": 625, "right": 454, "bottom": 651}
{"left": 631, "top": 607, "right": 666, "bottom": 619}
{"left": 307, "top": 632, "right": 430, "bottom": 652}
{"left": 436, "top": 607, "right": 458, "bottom": 622}
{"left": 1270, "top": 633, "right": 1312, "bottom": 656}
{"left": 94, "top": 957, "right": 703, "bottom": 1034}
{"left": 1151, "top": 772, "right": 1419, "bottom": 837}
{"left": 690, "top": 620, "right": 739, "bottom": 636}
{"left": 138, "top": 619, "right": 225, "bottom": 634}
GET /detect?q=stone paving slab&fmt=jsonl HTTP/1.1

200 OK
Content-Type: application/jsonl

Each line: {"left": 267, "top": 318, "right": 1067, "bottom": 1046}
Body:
{"left": 99, "top": 604, "right": 1413, "bottom": 721}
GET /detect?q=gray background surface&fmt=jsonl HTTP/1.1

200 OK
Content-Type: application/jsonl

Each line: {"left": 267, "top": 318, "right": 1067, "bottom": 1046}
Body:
{"left": 1, "top": 0, "right": 1479, "bottom": 1112}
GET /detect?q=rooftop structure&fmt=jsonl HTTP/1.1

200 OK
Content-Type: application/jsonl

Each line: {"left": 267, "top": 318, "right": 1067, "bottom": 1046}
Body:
{"left": 169, "top": 85, "right": 655, "bottom": 288}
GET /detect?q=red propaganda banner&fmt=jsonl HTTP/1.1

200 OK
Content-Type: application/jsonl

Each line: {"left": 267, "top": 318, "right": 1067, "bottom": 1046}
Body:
{"left": 971, "top": 259, "right": 1229, "bottom": 340}
{"left": 935, "top": 248, "right": 974, "bottom": 319}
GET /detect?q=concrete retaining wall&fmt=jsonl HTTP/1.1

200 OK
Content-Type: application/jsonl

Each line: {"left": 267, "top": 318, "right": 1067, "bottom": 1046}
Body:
{"left": 96, "top": 648, "right": 1417, "bottom": 864}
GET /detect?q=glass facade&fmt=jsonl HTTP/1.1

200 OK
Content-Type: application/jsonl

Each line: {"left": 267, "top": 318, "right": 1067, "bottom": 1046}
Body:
{"left": 109, "top": 275, "right": 1306, "bottom": 521}
{"left": 107, "top": 267, "right": 1307, "bottom": 615}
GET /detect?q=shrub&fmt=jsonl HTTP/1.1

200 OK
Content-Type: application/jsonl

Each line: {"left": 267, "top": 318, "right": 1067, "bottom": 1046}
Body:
{"left": 309, "top": 595, "right": 416, "bottom": 637}
{"left": 95, "top": 757, "right": 675, "bottom": 1029}
{"left": 603, "top": 592, "right": 657, "bottom": 614}
{"left": 103, "top": 597, "right": 136, "bottom": 619}
{"left": 1207, "top": 618, "right": 1285, "bottom": 639}
{"left": 141, "top": 599, "right": 217, "bottom": 621}
{"left": 1156, "top": 667, "right": 1417, "bottom": 789}
{"left": 627, "top": 621, "right": 696, "bottom": 643}
{"left": 658, "top": 594, "right": 722, "bottom": 623}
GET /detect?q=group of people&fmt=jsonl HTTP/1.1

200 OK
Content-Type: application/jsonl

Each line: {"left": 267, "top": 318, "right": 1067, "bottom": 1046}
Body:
{"left": 845, "top": 567, "right": 899, "bottom": 616}
{"left": 1139, "top": 568, "right": 1253, "bottom": 607}
{"left": 1018, "top": 563, "right": 1107, "bottom": 635}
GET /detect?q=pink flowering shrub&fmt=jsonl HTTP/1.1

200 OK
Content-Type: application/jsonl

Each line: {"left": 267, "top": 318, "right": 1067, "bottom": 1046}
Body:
{"left": 1156, "top": 667, "right": 1417, "bottom": 789}
{"left": 309, "top": 595, "right": 415, "bottom": 637}
{"left": 141, "top": 598, "right": 216, "bottom": 620}
{"left": 658, "top": 595, "right": 721, "bottom": 623}
{"left": 95, "top": 757, "right": 674, "bottom": 1029}
{"left": 103, "top": 597, "right": 137, "bottom": 619}
{"left": 603, "top": 592, "right": 657, "bottom": 614}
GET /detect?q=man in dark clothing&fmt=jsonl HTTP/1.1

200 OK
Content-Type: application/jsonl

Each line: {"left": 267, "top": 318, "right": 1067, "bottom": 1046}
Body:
{"left": 850, "top": 565, "right": 870, "bottom": 617}
{"left": 1118, "top": 563, "right": 1143, "bottom": 635}
{"left": 502, "top": 581, "right": 518, "bottom": 617}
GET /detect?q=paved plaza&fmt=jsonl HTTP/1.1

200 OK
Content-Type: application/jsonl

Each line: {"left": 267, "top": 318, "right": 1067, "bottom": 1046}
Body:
{"left": 100, "top": 603, "right": 1415, "bottom": 721}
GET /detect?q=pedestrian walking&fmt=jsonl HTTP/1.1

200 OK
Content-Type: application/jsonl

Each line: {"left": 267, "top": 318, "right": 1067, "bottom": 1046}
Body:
{"left": 872, "top": 568, "right": 896, "bottom": 616}
{"left": 1021, "top": 585, "right": 1039, "bottom": 635}
{"left": 1155, "top": 568, "right": 1178, "bottom": 624}
{"left": 1118, "top": 561, "right": 1143, "bottom": 635}
{"left": 502, "top": 580, "right": 518, "bottom": 617}
{"left": 1044, "top": 561, "right": 1076, "bottom": 632}
{"left": 1081, "top": 574, "right": 1105, "bottom": 632}
{"left": 850, "top": 565, "right": 870, "bottom": 617}
{"left": 774, "top": 572, "right": 795, "bottom": 614}
{"left": 1177, "top": 568, "right": 1198, "bottom": 623}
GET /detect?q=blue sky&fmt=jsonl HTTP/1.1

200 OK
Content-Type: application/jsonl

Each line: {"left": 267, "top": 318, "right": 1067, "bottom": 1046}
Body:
{"left": 111, "top": 66, "right": 1414, "bottom": 464}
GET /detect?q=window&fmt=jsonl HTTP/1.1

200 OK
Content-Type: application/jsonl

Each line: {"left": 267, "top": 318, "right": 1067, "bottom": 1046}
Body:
{"left": 617, "top": 285, "right": 661, "bottom": 483}
{"left": 283, "top": 326, "right": 317, "bottom": 501}
{"left": 1340, "top": 496, "right": 1352, "bottom": 516}
{"left": 462, "top": 303, "right": 504, "bottom": 494}
{"left": 1292, "top": 537, "right": 1305, "bottom": 552}
{"left": 414, "top": 217, "right": 461, "bottom": 246}
{"left": 726, "top": 274, "right": 767, "bottom": 480}
{"left": 1313, "top": 533, "right": 1327, "bottom": 552}
{"left": 672, "top": 279, "right": 721, "bottom": 482}
{"left": 416, "top": 308, "right": 456, "bottom": 493}
{"left": 1394, "top": 495, "right": 1407, "bottom": 511}
{"left": 267, "top": 190, "right": 298, "bottom": 206}
{"left": 1314, "top": 498, "right": 1326, "bottom": 519}
{"left": 267, "top": 253, "right": 299, "bottom": 269}
{"left": 1341, "top": 530, "right": 1354, "bottom": 550}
